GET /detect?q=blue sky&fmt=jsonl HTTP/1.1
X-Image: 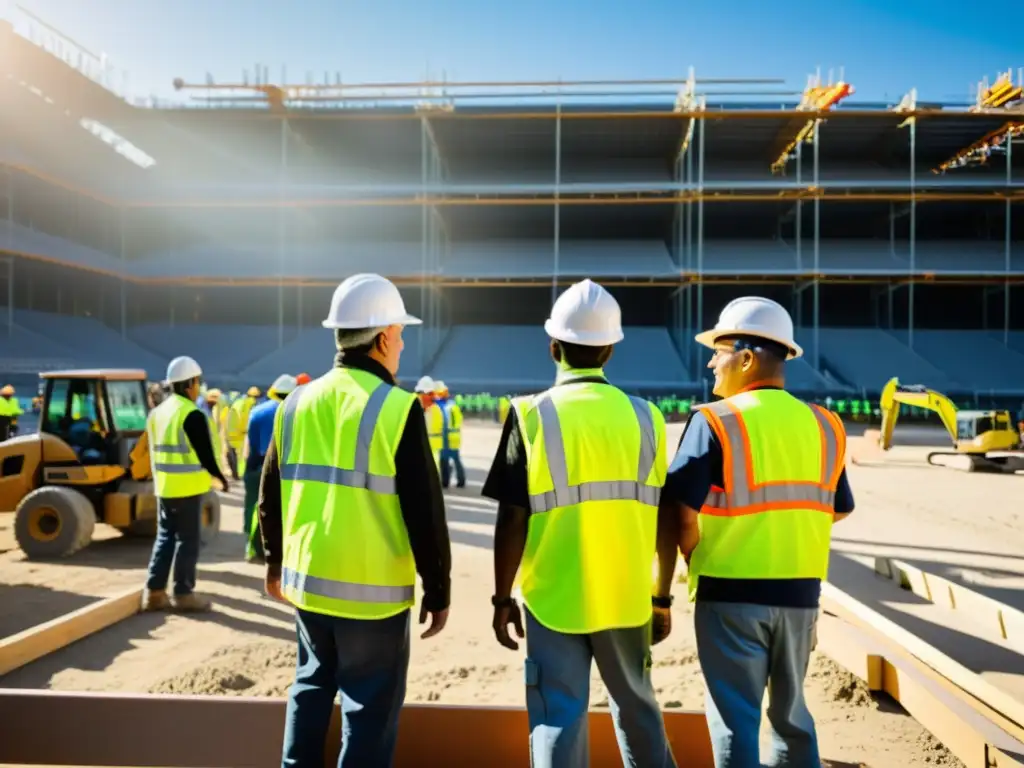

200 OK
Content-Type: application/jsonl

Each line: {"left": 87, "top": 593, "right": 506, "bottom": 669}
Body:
{"left": 7, "top": 0, "right": 1023, "bottom": 104}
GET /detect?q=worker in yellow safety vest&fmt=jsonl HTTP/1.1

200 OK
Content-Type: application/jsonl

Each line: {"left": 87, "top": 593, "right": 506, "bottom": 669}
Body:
{"left": 433, "top": 380, "right": 465, "bottom": 489}
{"left": 484, "top": 279, "right": 678, "bottom": 768}
{"left": 141, "top": 356, "right": 230, "bottom": 614}
{"left": 658, "top": 296, "right": 854, "bottom": 767}
{"left": 200, "top": 388, "right": 225, "bottom": 470}
{"left": 415, "top": 375, "right": 444, "bottom": 467}
{"left": 256, "top": 273, "right": 452, "bottom": 767}
{"left": 0, "top": 384, "right": 23, "bottom": 440}
{"left": 226, "top": 386, "right": 261, "bottom": 480}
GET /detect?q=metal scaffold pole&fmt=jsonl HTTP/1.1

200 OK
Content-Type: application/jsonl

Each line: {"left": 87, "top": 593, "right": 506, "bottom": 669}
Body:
{"left": 1006, "top": 127, "right": 1013, "bottom": 344}
{"left": 812, "top": 119, "right": 820, "bottom": 371}
{"left": 552, "top": 98, "right": 562, "bottom": 306}
{"left": 119, "top": 207, "right": 126, "bottom": 338}
{"left": 695, "top": 100, "right": 705, "bottom": 377}
{"left": 908, "top": 115, "right": 917, "bottom": 350}
{"left": 277, "top": 119, "right": 287, "bottom": 349}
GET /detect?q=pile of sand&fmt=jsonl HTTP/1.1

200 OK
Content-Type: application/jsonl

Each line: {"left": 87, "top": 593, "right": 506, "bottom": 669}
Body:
{"left": 149, "top": 641, "right": 296, "bottom": 697}
{"left": 808, "top": 653, "right": 875, "bottom": 707}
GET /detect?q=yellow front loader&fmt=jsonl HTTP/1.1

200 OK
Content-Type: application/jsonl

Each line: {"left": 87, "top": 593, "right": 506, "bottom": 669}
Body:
{"left": 878, "top": 377, "right": 1023, "bottom": 473}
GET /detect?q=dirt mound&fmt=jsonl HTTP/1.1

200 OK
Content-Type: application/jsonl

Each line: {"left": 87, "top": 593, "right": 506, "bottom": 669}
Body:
{"left": 809, "top": 653, "right": 874, "bottom": 707}
{"left": 149, "top": 642, "right": 296, "bottom": 697}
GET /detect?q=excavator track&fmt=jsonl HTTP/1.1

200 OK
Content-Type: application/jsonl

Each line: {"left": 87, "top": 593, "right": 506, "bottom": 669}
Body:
{"left": 926, "top": 451, "right": 1023, "bottom": 473}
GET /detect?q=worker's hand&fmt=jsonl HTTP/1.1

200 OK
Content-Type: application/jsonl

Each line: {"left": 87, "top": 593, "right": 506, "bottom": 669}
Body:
{"left": 264, "top": 566, "right": 286, "bottom": 603}
{"left": 419, "top": 604, "right": 449, "bottom": 639}
{"left": 651, "top": 605, "right": 672, "bottom": 646}
{"left": 217, "top": 477, "right": 231, "bottom": 494}
{"left": 492, "top": 599, "right": 525, "bottom": 651}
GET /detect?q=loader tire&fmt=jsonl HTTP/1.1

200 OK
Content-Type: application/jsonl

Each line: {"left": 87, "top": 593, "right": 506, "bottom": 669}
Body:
{"left": 15, "top": 486, "right": 96, "bottom": 558}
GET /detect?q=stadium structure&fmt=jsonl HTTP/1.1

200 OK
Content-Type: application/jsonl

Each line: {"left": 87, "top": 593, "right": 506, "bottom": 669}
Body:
{"left": 1, "top": 9, "right": 1023, "bottom": 410}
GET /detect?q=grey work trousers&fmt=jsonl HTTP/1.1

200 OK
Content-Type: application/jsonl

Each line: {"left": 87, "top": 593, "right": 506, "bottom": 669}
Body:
{"left": 524, "top": 608, "right": 677, "bottom": 768}
{"left": 695, "top": 601, "right": 819, "bottom": 768}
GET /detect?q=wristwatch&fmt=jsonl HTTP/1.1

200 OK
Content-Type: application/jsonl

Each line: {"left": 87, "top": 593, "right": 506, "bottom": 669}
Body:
{"left": 491, "top": 595, "right": 515, "bottom": 608}
{"left": 652, "top": 595, "right": 673, "bottom": 609}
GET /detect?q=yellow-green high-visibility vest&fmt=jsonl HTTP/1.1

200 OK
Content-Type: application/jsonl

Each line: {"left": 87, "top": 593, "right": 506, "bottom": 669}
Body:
{"left": 147, "top": 394, "right": 213, "bottom": 499}
{"left": 425, "top": 402, "right": 444, "bottom": 462}
{"left": 441, "top": 400, "right": 463, "bottom": 451}
{"left": 275, "top": 367, "right": 418, "bottom": 620}
{"left": 514, "top": 370, "right": 667, "bottom": 634}
{"left": 687, "top": 388, "right": 847, "bottom": 601}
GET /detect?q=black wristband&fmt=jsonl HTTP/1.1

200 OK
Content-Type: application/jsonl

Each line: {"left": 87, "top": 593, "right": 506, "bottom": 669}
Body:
{"left": 652, "top": 595, "right": 673, "bottom": 609}
{"left": 491, "top": 595, "right": 515, "bottom": 608}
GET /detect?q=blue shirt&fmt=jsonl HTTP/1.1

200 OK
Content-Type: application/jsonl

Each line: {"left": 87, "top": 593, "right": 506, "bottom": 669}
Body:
{"left": 664, "top": 400, "right": 855, "bottom": 609}
{"left": 246, "top": 398, "right": 280, "bottom": 467}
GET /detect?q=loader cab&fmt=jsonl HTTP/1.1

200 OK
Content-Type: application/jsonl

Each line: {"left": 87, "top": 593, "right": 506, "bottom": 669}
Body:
{"left": 39, "top": 370, "right": 149, "bottom": 468}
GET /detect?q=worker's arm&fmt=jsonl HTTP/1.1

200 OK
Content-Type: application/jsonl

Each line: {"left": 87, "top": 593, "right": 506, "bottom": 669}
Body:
{"left": 482, "top": 410, "right": 531, "bottom": 598}
{"left": 395, "top": 400, "right": 452, "bottom": 613}
{"left": 257, "top": 440, "right": 283, "bottom": 565}
{"left": 833, "top": 468, "right": 855, "bottom": 523}
{"left": 182, "top": 410, "right": 229, "bottom": 489}
{"left": 662, "top": 412, "right": 718, "bottom": 567}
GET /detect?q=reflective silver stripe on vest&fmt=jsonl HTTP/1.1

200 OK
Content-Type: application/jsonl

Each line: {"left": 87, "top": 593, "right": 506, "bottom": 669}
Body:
{"left": 702, "top": 400, "right": 840, "bottom": 511}
{"left": 279, "top": 381, "right": 398, "bottom": 495}
{"left": 527, "top": 393, "right": 660, "bottom": 514}
{"left": 282, "top": 567, "right": 413, "bottom": 604}
{"left": 153, "top": 427, "right": 202, "bottom": 472}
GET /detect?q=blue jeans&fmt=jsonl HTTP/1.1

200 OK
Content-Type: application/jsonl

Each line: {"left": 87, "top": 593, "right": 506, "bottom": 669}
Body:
{"left": 145, "top": 495, "right": 202, "bottom": 596}
{"left": 694, "top": 601, "right": 819, "bottom": 768}
{"left": 524, "top": 609, "right": 676, "bottom": 768}
{"left": 439, "top": 448, "right": 465, "bottom": 488}
{"left": 281, "top": 608, "right": 411, "bottom": 768}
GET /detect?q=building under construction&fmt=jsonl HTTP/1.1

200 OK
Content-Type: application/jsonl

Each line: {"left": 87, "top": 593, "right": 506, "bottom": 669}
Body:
{"left": 1, "top": 11, "right": 1022, "bottom": 402}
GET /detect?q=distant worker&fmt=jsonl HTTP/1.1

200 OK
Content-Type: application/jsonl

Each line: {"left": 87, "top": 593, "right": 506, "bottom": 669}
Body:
{"left": 0, "top": 384, "right": 21, "bottom": 440}
{"left": 434, "top": 380, "right": 466, "bottom": 489}
{"left": 226, "top": 386, "right": 261, "bottom": 480}
{"left": 483, "top": 279, "right": 678, "bottom": 768}
{"left": 256, "top": 273, "right": 452, "bottom": 767}
{"left": 241, "top": 374, "right": 297, "bottom": 563}
{"left": 201, "top": 388, "right": 225, "bottom": 470}
{"left": 415, "top": 375, "right": 444, "bottom": 467}
{"left": 147, "top": 382, "right": 166, "bottom": 409}
{"left": 141, "top": 356, "right": 231, "bottom": 613}
{"left": 659, "top": 296, "right": 854, "bottom": 767}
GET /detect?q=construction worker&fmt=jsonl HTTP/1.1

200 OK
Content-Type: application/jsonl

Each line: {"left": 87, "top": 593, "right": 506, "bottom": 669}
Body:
{"left": 0, "top": 385, "right": 23, "bottom": 440}
{"left": 141, "top": 356, "right": 231, "bottom": 613}
{"left": 484, "top": 279, "right": 678, "bottom": 768}
{"left": 241, "top": 374, "right": 297, "bottom": 563}
{"left": 200, "top": 389, "right": 225, "bottom": 469}
{"left": 415, "top": 375, "right": 444, "bottom": 467}
{"left": 434, "top": 380, "right": 466, "bottom": 489}
{"left": 255, "top": 273, "right": 452, "bottom": 768}
{"left": 658, "top": 296, "right": 854, "bottom": 768}
{"left": 226, "top": 386, "right": 261, "bottom": 480}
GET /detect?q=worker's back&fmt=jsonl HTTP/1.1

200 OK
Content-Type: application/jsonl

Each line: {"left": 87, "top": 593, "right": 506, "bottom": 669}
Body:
{"left": 513, "top": 377, "right": 666, "bottom": 634}
{"left": 689, "top": 388, "right": 846, "bottom": 593}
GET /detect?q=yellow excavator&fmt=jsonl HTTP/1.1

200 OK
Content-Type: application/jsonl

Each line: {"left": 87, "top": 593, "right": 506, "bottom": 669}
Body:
{"left": 878, "top": 377, "right": 1024, "bottom": 473}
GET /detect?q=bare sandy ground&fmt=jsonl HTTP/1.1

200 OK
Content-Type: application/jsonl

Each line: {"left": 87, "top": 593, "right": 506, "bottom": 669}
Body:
{"left": 5, "top": 420, "right": 1023, "bottom": 766}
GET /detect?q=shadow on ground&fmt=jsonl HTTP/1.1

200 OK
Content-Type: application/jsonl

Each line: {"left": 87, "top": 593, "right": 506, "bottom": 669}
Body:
{"left": 0, "top": 584, "right": 97, "bottom": 638}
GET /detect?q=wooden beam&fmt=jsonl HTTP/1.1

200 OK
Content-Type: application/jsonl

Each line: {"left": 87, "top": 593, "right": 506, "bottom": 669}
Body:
{"left": 875, "top": 557, "right": 1024, "bottom": 653}
{"left": 822, "top": 582, "right": 1024, "bottom": 731}
{"left": 0, "top": 587, "right": 141, "bottom": 677}
{"left": 0, "top": 689, "right": 713, "bottom": 767}
{"left": 817, "top": 600, "right": 1024, "bottom": 768}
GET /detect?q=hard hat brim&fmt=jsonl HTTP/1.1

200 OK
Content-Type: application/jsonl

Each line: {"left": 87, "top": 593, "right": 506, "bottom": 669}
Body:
{"left": 321, "top": 313, "right": 422, "bottom": 330}
{"left": 544, "top": 319, "right": 624, "bottom": 347}
{"left": 694, "top": 328, "right": 804, "bottom": 360}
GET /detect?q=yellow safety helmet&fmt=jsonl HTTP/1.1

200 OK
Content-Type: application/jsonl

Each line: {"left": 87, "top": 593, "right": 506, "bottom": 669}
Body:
{"left": 246, "top": 386, "right": 261, "bottom": 397}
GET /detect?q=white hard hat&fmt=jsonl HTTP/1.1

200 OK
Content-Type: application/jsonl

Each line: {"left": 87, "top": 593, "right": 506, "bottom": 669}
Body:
{"left": 544, "top": 279, "right": 624, "bottom": 347}
{"left": 166, "top": 356, "right": 203, "bottom": 384}
{"left": 270, "top": 374, "right": 298, "bottom": 396}
{"left": 695, "top": 296, "right": 803, "bottom": 360}
{"left": 433, "top": 380, "right": 448, "bottom": 393}
{"left": 414, "top": 375, "right": 435, "bottom": 394}
{"left": 322, "top": 273, "right": 422, "bottom": 330}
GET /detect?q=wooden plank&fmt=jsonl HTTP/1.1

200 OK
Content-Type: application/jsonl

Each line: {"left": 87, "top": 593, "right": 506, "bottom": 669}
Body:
{"left": 0, "top": 689, "right": 714, "bottom": 767}
{"left": 817, "top": 608, "right": 1024, "bottom": 768}
{"left": 0, "top": 588, "right": 141, "bottom": 677}
{"left": 875, "top": 557, "right": 1024, "bottom": 652}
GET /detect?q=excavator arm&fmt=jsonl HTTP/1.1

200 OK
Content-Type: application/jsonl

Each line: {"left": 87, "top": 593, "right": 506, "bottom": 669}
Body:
{"left": 878, "top": 377, "right": 959, "bottom": 451}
